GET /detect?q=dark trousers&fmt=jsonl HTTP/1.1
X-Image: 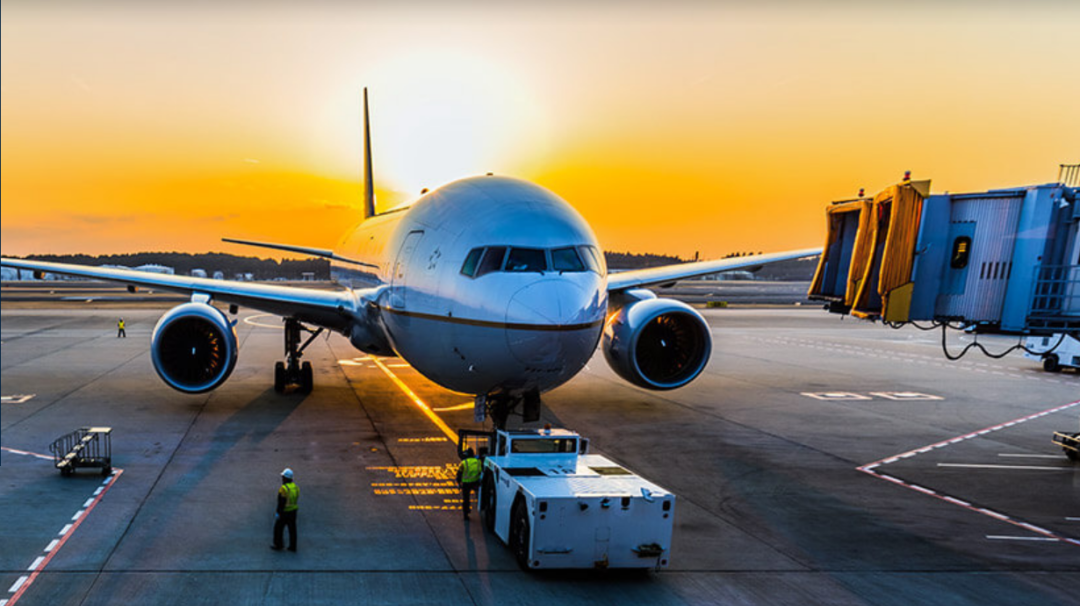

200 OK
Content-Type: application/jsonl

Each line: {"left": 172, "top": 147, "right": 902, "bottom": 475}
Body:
{"left": 117, "top": 328, "right": 125, "bottom": 338}
{"left": 461, "top": 481, "right": 480, "bottom": 515}
{"left": 273, "top": 511, "right": 297, "bottom": 549}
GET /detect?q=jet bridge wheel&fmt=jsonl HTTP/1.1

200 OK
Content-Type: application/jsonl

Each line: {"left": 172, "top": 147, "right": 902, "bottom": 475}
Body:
{"left": 510, "top": 496, "right": 532, "bottom": 570}
{"left": 1043, "top": 354, "right": 1061, "bottom": 373}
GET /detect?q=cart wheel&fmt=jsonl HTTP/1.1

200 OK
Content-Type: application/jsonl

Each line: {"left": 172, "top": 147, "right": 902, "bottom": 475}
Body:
{"left": 102, "top": 466, "right": 112, "bottom": 477}
{"left": 60, "top": 466, "right": 73, "bottom": 478}
{"left": 1043, "top": 354, "right": 1061, "bottom": 373}
{"left": 509, "top": 497, "right": 531, "bottom": 571}
{"left": 482, "top": 473, "right": 497, "bottom": 532}
{"left": 1067, "top": 434, "right": 1080, "bottom": 463}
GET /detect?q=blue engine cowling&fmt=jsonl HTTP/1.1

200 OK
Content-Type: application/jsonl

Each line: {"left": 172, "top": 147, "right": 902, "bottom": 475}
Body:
{"left": 602, "top": 297, "right": 712, "bottom": 390}
{"left": 151, "top": 302, "right": 239, "bottom": 393}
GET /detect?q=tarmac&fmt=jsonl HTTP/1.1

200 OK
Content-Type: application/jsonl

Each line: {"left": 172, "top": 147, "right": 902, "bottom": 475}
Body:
{"left": 1, "top": 289, "right": 1078, "bottom": 605}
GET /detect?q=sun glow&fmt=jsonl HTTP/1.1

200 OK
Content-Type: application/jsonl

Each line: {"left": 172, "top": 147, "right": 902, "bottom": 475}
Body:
{"left": 323, "top": 49, "right": 549, "bottom": 202}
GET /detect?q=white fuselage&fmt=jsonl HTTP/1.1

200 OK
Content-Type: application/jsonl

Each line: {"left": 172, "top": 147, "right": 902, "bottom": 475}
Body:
{"left": 331, "top": 176, "right": 609, "bottom": 397}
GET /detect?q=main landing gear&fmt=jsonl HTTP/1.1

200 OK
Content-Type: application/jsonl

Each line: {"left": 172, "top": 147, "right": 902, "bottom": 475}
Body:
{"left": 274, "top": 317, "right": 323, "bottom": 394}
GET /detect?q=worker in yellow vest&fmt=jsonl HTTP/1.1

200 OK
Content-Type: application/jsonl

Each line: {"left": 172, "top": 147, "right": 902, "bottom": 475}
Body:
{"left": 271, "top": 468, "right": 300, "bottom": 552}
{"left": 456, "top": 448, "right": 482, "bottom": 519}
{"left": 117, "top": 318, "right": 126, "bottom": 338}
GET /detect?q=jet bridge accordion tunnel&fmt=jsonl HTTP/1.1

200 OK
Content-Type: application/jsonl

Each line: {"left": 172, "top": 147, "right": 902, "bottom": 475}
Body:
{"left": 809, "top": 175, "right": 1079, "bottom": 337}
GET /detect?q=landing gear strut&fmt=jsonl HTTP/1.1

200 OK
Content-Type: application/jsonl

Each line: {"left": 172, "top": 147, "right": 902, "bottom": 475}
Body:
{"left": 481, "top": 389, "right": 542, "bottom": 430}
{"left": 274, "top": 317, "right": 322, "bottom": 394}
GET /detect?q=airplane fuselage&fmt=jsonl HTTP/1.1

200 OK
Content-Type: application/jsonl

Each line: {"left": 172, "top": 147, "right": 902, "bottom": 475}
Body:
{"left": 332, "top": 176, "right": 609, "bottom": 397}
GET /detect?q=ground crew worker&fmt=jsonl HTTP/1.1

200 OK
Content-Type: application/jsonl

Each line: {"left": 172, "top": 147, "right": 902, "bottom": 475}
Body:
{"left": 117, "top": 318, "right": 126, "bottom": 338}
{"left": 457, "top": 448, "right": 482, "bottom": 519}
{"left": 271, "top": 468, "right": 300, "bottom": 552}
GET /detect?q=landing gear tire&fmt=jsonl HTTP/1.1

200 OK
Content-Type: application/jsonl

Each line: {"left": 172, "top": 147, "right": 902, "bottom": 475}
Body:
{"left": 300, "top": 361, "right": 313, "bottom": 394}
{"left": 510, "top": 497, "right": 531, "bottom": 571}
{"left": 274, "top": 362, "right": 287, "bottom": 393}
{"left": 482, "top": 472, "right": 497, "bottom": 532}
{"left": 1043, "top": 354, "right": 1061, "bottom": 373}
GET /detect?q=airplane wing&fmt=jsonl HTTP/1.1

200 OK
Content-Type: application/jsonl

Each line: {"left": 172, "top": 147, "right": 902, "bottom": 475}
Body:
{"left": 0, "top": 257, "right": 364, "bottom": 331}
{"left": 606, "top": 248, "right": 821, "bottom": 292}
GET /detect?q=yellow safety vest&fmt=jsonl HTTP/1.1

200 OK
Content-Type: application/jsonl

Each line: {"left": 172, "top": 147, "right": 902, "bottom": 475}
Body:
{"left": 279, "top": 482, "right": 299, "bottom": 512}
{"left": 118, "top": 320, "right": 125, "bottom": 329}
{"left": 461, "top": 458, "right": 481, "bottom": 484}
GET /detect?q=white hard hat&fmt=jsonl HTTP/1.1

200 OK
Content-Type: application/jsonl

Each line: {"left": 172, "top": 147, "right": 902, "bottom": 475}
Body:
{"left": 281, "top": 468, "right": 294, "bottom": 480}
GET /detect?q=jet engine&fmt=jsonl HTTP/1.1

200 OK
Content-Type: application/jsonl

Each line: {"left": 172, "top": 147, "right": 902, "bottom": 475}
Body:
{"left": 150, "top": 302, "right": 239, "bottom": 393}
{"left": 603, "top": 297, "right": 712, "bottom": 390}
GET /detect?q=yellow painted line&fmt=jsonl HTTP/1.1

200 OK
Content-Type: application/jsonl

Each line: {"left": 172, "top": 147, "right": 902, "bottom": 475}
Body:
{"left": 369, "top": 357, "right": 458, "bottom": 442}
{"left": 432, "top": 402, "right": 474, "bottom": 412}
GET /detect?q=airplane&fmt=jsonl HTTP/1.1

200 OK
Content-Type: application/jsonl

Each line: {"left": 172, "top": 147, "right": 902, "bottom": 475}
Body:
{"left": 1, "top": 89, "right": 819, "bottom": 428}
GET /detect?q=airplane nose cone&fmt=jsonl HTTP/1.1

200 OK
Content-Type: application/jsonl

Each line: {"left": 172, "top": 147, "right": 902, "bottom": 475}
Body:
{"left": 506, "top": 279, "right": 601, "bottom": 368}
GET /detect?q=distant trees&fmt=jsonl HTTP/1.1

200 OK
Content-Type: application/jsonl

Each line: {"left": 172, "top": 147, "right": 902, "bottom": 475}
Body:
{"left": 22, "top": 252, "right": 330, "bottom": 280}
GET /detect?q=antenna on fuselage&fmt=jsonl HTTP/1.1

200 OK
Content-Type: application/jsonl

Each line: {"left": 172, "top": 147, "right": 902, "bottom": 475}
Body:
{"left": 362, "top": 87, "right": 376, "bottom": 219}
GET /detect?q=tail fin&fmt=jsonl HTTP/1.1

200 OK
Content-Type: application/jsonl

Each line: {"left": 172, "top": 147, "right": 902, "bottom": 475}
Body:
{"left": 362, "top": 88, "right": 376, "bottom": 219}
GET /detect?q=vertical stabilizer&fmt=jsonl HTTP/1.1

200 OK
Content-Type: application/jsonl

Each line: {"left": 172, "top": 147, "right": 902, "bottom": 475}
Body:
{"left": 363, "top": 88, "right": 376, "bottom": 219}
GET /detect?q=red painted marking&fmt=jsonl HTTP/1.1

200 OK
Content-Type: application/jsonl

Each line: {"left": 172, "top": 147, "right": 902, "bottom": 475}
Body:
{"left": 3, "top": 448, "right": 124, "bottom": 605}
{"left": 858, "top": 399, "right": 1080, "bottom": 548}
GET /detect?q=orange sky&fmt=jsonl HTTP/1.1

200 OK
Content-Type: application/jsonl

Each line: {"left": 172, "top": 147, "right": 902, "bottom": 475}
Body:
{"left": 3, "top": 1, "right": 1078, "bottom": 260}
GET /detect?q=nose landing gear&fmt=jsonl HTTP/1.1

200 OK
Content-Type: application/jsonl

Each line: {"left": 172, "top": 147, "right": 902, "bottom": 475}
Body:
{"left": 274, "top": 317, "right": 323, "bottom": 394}
{"left": 481, "top": 389, "right": 542, "bottom": 430}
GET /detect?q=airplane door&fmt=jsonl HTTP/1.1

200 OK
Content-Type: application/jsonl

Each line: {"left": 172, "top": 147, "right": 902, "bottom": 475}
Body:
{"left": 390, "top": 230, "right": 424, "bottom": 309}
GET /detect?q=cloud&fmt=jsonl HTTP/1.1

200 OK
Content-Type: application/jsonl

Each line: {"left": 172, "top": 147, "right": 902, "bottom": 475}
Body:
{"left": 243, "top": 158, "right": 260, "bottom": 164}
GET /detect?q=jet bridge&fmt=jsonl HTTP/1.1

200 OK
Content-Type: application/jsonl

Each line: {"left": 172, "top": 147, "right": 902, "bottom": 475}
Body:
{"left": 810, "top": 169, "right": 1080, "bottom": 337}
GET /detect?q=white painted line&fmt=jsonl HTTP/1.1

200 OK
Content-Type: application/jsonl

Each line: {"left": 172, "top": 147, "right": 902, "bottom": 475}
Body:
{"left": 8, "top": 576, "right": 28, "bottom": 593}
{"left": 986, "top": 535, "right": 1060, "bottom": 542}
{"left": 28, "top": 556, "right": 44, "bottom": 571}
{"left": 937, "top": 463, "right": 1066, "bottom": 471}
{"left": 999, "top": 453, "right": 1063, "bottom": 459}
{"left": 71, "top": 510, "right": 84, "bottom": 522}
{"left": 0, "top": 395, "right": 35, "bottom": 404}
{"left": 942, "top": 496, "right": 971, "bottom": 507}
{"left": 909, "top": 484, "right": 937, "bottom": 496}
{"left": 83, "top": 498, "right": 95, "bottom": 508}
{"left": 1066, "top": 517, "right": 1080, "bottom": 522}
{"left": 93, "top": 487, "right": 104, "bottom": 496}
{"left": 2, "top": 597, "right": 9, "bottom": 606}
{"left": 44, "top": 539, "right": 60, "bottom": 553}
{"left": 59, "top": 524, "right": 72, "bottom": 536}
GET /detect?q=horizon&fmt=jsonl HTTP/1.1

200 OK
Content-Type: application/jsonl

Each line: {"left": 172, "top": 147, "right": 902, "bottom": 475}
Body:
{"left": 3, "top": 1, "right": 1078, "bottom": 259}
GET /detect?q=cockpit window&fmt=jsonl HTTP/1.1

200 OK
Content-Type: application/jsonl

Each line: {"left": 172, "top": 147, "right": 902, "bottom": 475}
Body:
{"left": 476, "top": 246, "right": 507, "bottom": 277}
{"left": 578, "top": 245, "right": 606, "bottom": 276}
{"left": 462, "top": 244, "right": 604, "bottom": 278}
{"left": 460, "top": 248, "right": 484, "bottom": 277}
{"left": 506, "top": 248, "right": 547, "bottom": 272}
{"left": 552, "top": 247, "right": 585, "bottom": 272}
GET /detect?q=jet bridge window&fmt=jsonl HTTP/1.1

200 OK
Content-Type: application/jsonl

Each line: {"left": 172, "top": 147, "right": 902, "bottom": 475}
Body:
{"left": 506, "top": 247, "right": 548, "bottom": 272}
{"left": 476, "top": 246, "right": 508, "bottom": 277}
{"left": 950, "top": 236, "right": 972, "bottom": 269}
{"left": 460, "top": 248, "right": 484, "bottom": 277}
{"left": 552, "top": 247, "right": 586, "bottom": 272}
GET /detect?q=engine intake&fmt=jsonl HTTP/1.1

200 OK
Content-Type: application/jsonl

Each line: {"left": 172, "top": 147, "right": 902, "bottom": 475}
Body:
{"left": 603, "top": 298, "right": 712, "bottom": 390}
{"left": 151, "top": 302, "right": 239, "bottom": 393}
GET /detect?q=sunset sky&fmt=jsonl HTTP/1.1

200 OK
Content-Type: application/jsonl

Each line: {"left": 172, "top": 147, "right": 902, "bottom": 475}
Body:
{"left": 3, "top": 1, "right": 1078, "bottom": 260}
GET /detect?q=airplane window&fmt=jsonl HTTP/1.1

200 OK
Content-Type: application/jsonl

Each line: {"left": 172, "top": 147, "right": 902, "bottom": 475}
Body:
{"left": 506, "top": 248, "right": 548, "bottom": 272}
{"left": 460, "top": 248, "right": 484, "bottom": 277}
{"left": 950, "top": 236, "right": 972, "bottom": 269}
{"left": 578, "top": 245, "right": 606, "bottom": 276}
{"left": 552, "top": 247, "right": 586, "bottom": 272}
{"left": 476, "top": 247, "right": 507, "bottom": 277}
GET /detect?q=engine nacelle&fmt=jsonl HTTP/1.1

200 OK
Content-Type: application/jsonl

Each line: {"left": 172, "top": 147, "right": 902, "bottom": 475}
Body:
{"left": 603, "top": 297, "right": 712, "bottom": 390}
{"left": 151, "top": 302, "right": 239, "bottom": 393}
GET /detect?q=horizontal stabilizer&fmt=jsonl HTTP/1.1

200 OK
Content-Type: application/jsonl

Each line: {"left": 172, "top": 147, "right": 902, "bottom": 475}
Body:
{"left": 223, "top": 238, "right": 378, "bottom": 269}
